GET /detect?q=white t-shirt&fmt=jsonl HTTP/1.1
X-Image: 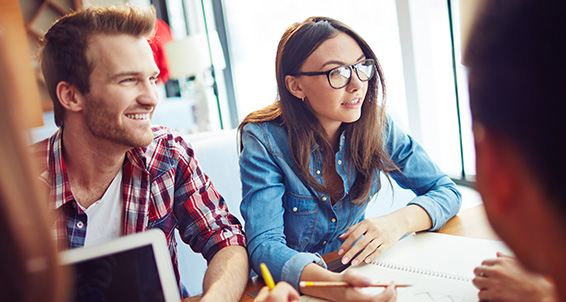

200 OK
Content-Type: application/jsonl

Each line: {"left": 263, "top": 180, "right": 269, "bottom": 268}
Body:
{"left": 79, "top": 169, "right": 123, "bottom": 247}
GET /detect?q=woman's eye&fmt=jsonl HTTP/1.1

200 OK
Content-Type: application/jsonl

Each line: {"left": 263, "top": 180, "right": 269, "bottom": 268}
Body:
{"left": 329, "top": 69, "right": 340, "bottom": 77}
{"left": 330, "top": 66, "right": 349, "bottom": 78}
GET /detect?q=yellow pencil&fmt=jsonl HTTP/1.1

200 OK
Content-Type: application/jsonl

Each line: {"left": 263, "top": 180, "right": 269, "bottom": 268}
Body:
{"left": 260, "top": 263, "right": 276, "bottom": 290}
{"left": 299, "top": 281, "right": 411, "bottom": 288}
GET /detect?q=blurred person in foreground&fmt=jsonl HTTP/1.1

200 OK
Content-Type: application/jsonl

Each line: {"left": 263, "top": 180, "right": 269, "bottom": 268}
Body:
{"left": 466, "top": 0, "right": 564, "bottom": 301}
{"left": 0, "top": 30, "right": 67, "bottom": 302}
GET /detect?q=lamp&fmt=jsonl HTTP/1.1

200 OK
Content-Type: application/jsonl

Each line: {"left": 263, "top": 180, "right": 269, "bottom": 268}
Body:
{"left": 165, "top": 32, "right": 226, "bottom": 132}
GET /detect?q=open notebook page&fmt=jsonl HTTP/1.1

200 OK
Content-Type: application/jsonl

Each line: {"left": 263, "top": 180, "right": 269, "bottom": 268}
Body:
{"left": 299, "top": 232, "right": 510, "bottom": 302}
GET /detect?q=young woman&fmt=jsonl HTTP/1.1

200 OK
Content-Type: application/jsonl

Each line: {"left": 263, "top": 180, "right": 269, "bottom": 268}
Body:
{"left": 238, "top": 16, "right": 461, "bottom": 301}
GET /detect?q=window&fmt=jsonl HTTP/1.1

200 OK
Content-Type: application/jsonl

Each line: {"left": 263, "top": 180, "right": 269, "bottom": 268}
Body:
{"left": 222, "top": 0, "right": 476, "bottom": 182}
{"left": 223, "top": 0, "right": 408, "bottom": 126}
{"left": 397, "top": 0, "right": 475, "bottom": 181}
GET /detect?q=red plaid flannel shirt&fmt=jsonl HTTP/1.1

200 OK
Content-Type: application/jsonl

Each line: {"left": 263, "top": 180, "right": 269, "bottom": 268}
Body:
{"left": 34, "top": 126, "right": 246, "bottom": 296}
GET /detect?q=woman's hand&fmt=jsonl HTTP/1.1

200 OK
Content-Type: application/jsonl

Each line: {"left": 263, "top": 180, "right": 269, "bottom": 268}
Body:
{"left": 255, "top": 282, "right": 300, "bottom": 302}
{"left": 337, "top": 270, "right": 397, "bottom": 302}
{"left": 338, "top": 205, "right": 432, "bottom": 266}
{"left": 338, "top": 216, "right": 405, "bottom": 266}
{"left": 472, "top": 252, "right": 558, "bottom": 302}
{"left": 299, "top": 264, "right": 397, "bottom": 302}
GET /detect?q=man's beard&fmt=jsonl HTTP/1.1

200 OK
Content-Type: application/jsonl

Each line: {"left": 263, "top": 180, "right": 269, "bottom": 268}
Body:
{"left": 83, "top": 96, "right": 154, "bottom": 148}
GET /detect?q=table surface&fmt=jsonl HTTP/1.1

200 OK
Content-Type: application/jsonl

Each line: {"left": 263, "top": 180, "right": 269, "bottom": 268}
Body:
{"left": 187, "top": 204, "right": 498, "bottom": 302}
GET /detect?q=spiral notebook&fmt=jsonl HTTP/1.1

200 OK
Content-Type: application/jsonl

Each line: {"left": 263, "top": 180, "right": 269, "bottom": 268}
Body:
{"left": 301, "top": 232, "right": 511, "bottom": 302}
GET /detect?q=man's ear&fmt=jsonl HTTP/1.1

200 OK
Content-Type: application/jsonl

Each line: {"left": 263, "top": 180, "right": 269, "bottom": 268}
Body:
{"left": 474, "top": 124, "right": 552, "bottom": 265}
{"left": 473, "top": 124, "right": 515, "bottom": 217}
{"left": 284, "top": 75, "right": 305, "bottom": 100}
{"left": 56, "top": 81, "right": 84, "bottom": 112}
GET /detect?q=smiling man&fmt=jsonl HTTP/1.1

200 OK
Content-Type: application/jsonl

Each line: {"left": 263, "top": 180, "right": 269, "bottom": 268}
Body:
{"left": 35, "top": 6, "right": 248, "bottom": 301}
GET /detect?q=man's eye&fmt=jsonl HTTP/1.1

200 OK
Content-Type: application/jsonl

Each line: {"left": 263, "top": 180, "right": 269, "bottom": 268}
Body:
{"left": 120, "top": 78, "right": 136, "bottom": 83}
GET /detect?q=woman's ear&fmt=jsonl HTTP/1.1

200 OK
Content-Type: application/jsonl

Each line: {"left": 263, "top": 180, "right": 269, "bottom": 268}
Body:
{"left": 285, "top": 75, "right": 305, "bottom": 100}
{"left": 56, "top": 81, "right": 84, "bottom": 112}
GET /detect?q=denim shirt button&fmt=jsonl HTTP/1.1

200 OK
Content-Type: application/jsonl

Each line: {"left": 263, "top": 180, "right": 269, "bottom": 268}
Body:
{"left": 292, "top": 207, "right": 298, "bottom": 212}
{"left": 322, "top": 196, "right": 327, "bottom": 201}
{"left": 76, "top": 221, "right": 84, "bottom": 228}
{"left": 322, "top": 241, "right": 327, "bottom": 245}
{"left": 331, "top": 218, "right": 336, "bottom": 223}
{"left": 337, "top": 160, "right": 342, "bottom": 165}
{"left": 316, "top": 170, "right": 321, "bottom": 175}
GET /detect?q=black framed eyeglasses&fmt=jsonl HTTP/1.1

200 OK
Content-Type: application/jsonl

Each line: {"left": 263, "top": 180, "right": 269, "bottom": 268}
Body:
{"left": 292, "top": 58, "right": 376, "bottom": 89}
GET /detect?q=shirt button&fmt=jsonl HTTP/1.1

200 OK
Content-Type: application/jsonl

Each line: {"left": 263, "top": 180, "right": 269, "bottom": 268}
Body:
{"left": 292, "top": 207, "right": 298, "bottom": 212}
{"left": 76, "top": 221, "right": 84, "bottom": 228}
{"left": 337, "top": 160, "right": 342, "bottom": 165}
{"left": 322, "top": 241, "right": 327, "bottom": 245}
{"left": 316, "top": 170, "right": 321, "bottom": 175}
{"left": 322, "top": 196, "right": 327, "bottom": 201}
{"left": 331, "top": 218, "right": 336, "bottom": 223}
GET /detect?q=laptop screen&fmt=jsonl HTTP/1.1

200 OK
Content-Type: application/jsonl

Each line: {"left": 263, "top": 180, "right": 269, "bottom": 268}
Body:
{"left": 60, "top": 230, "right": 181, "bottom": 302}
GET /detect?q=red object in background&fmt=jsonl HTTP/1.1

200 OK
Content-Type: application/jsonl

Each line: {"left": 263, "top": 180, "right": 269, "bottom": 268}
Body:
{"left": 149, "top": 18, "right": 173, "bottom": 84}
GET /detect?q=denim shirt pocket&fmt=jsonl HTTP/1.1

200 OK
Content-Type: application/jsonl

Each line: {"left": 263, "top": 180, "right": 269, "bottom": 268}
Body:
{"left": 282, "top": 190, "right": 318, "bottom": 248}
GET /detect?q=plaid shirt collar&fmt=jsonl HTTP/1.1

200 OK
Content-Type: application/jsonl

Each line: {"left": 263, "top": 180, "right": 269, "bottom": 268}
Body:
{"left": 39, "top": 128, "right": 73, "bottom": 210}
{"left": 39, "top": 128, "right": 155, "bottom": 209}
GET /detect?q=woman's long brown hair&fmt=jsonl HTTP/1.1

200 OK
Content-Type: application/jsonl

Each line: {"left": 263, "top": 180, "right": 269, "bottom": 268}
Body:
{"left": 239, "top": 17, "right": 398, "bottom": 203}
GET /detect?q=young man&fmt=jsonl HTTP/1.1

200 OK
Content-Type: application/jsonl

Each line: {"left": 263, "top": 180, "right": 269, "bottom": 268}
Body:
{"left": 35, "top": 6, "right": 248, "bottom": 301}
{"left": 466, "top": 0, "right": 566, "bottom": 301}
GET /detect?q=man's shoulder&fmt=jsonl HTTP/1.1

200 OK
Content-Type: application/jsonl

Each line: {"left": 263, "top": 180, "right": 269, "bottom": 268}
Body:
{"left": 31, "top": 139, "right": 49, "bottom": 171}
{"left": 151, "top": 125, "right": 185, "bottom": 140}
{"left": 31, "top": 137, "right": 50, "bottom": 154}
{"left": 148, "top": 125, "right": 189, "bottom": 148}
{"left": 133, "top": 126, "right": 191, "bottom": 160}
{"left": 30, "top": 130, "right": 61, "bottom": 171}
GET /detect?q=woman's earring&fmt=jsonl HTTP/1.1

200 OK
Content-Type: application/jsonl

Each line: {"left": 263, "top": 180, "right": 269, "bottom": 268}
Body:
{"left": 301, "top": 97, "right": 305, "bottom": 102}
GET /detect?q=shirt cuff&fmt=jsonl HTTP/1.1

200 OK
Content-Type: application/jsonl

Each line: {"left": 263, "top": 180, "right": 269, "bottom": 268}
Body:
{"left": 408, "top": 195, "right": 444, "bottom": 231}
{"left": 281, "top": 252, "right": 325, "bottom": 291}
{"left": 201, "top": 229, "right": 246, "bottom": 263}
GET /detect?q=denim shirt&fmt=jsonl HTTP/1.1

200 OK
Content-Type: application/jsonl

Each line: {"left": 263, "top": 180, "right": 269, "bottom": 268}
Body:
{"left": 239, "top": 115, "right": 461, "bottom": 290}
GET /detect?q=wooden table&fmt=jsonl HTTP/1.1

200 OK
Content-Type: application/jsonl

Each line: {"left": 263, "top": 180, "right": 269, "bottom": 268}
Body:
{"left": 237, "top": 204, "right": 498, "bottom": 302}
{"left": 437, "top": 204, "right": 499, "bottom": 241}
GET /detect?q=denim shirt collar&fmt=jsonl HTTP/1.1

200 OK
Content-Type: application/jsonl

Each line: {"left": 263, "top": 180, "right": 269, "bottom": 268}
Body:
{"left": 309, "top": 130, "right": 352, "bottom": 200}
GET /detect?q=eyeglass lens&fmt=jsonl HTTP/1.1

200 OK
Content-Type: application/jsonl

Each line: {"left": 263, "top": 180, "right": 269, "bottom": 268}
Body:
{"left": 328, "top": 59, "right": 375, "bottom": 89}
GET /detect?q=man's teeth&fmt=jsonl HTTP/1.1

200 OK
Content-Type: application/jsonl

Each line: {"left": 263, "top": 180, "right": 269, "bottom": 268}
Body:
{"left": 126, "top": 113, "right": 149, "bottom": 120}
